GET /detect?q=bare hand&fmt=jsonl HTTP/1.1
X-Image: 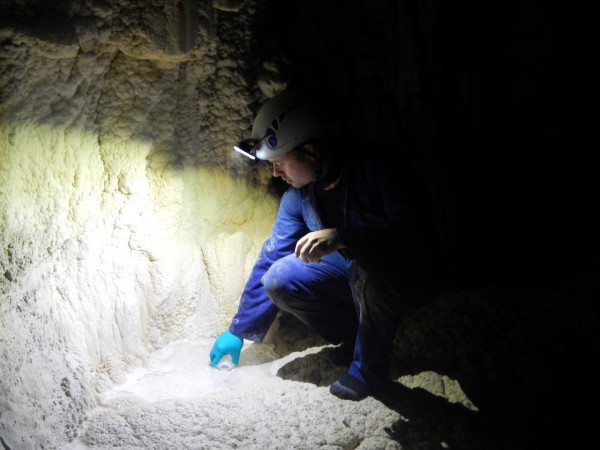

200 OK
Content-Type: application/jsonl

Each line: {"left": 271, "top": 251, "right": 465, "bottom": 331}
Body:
{"left": 295, "top": 229, "right": 342, "bottom": 263}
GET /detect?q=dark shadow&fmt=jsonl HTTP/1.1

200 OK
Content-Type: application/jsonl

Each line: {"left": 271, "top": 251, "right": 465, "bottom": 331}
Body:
{"left": 275, "top": 282, "right": 599, "bottom": 449}
{"left": 371, "top": 382, "right": 494, "bottom": 450}
{"left": 276, "top": 344, "right": 492, "bottom": 450}
{"left": 262, "top": 311, "right": 330, "bottom": 355}
{"left": 275, "top": 345, "right": 350, "bottom": 387}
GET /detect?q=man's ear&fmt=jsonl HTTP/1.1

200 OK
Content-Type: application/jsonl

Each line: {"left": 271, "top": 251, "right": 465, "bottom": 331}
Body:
{"left": 301, "top": 143, "right": 317, "bottom": 157}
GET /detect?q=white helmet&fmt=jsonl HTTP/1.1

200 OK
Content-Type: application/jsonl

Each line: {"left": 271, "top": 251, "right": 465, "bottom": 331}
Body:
{"left": 234, "top": 91, "right": 328, "bottom": 160}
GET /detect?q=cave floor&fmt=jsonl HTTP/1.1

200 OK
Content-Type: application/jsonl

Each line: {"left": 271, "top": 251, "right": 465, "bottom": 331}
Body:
{"left": 71, "top": 278, "right": 598, "bottom": 450}
{"left": 71, "top": 341, "right": 407, "bottom": 450}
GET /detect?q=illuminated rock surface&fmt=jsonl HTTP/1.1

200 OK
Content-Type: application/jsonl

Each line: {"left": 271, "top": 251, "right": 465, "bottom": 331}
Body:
{"left": 1, "top": 1, "right": 597, "bottom": 449}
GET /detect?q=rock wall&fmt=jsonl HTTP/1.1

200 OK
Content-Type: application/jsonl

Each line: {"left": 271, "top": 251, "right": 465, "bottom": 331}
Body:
{"left": 1, "top": 0, "right": 281, "bottom": 446}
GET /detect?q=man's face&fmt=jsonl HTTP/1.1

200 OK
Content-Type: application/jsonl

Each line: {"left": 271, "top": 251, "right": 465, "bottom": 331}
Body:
{"left": 269, "top": 150, "right": 316, "bottom": 188}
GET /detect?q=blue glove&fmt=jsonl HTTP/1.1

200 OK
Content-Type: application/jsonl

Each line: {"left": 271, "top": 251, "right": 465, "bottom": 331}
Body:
{"left": 209, "top": 330, "right": 243, "bottom": 366}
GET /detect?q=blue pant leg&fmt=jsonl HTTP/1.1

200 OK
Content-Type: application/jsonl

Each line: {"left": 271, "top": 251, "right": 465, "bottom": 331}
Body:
{"left": 347, "top": 254, "right": 442, "bottom": 386}
{"left": 346, "top": 263, "right": 399, "bottom": 386}
{"left": 262, "top": 252, "right": 357, "bottom": 346}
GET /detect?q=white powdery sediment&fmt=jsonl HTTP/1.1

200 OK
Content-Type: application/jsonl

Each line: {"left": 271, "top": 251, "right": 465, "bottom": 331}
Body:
{"left": 74, "top": 340, "right": 402, "bottom": 450}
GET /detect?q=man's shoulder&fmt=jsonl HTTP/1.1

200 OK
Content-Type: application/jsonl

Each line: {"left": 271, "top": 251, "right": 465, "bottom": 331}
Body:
{"left": 337, "top": 138, "right": 410, "bottom": 165}
{"left": 281, "top": 186, "right": 302, "bottom": 197}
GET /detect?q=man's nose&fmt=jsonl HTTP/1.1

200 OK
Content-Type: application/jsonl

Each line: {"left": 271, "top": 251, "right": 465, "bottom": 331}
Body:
{"left": 272, "top": 164, "right": 283, "bottom": 177}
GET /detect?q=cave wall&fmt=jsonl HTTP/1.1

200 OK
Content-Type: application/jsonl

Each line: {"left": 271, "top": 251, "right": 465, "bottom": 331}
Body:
{"left": 1, "top": 1, "right": 282, "bottom": 446}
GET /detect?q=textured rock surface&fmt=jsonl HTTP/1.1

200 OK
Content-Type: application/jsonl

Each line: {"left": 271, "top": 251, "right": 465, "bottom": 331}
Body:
{"left": 1, "top": 1, "right": 597, "bottom": 449}
{"left": 0, "top": 1, "right": 278, "bottom": 447}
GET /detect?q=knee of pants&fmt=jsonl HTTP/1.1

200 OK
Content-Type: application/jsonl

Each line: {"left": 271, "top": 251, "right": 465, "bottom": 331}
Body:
{"left": 262, "top": 258, "right": 298, "bottom": 307}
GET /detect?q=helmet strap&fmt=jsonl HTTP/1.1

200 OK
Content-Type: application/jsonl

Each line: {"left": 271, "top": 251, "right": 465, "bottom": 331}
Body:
{"left": 293, "top": 144, "right": 323, "bottom": 181}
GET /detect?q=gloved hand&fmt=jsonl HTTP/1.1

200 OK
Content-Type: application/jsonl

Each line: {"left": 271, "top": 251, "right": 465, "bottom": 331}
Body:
{"left": 209, "top": 330, "right": 243, "bottom": 367}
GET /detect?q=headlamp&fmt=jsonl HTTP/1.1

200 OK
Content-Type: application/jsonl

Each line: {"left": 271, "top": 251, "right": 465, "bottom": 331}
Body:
{"left": 234, "top": 129, "right": 279, "bottom": 161}
{"left": 233, "top": 138, "right": 258, "bottom": 160}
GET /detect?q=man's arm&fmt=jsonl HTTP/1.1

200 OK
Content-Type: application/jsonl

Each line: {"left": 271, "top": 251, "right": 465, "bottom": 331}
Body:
{"left": 228, "top": 188, "right": 309, "bottom": 342}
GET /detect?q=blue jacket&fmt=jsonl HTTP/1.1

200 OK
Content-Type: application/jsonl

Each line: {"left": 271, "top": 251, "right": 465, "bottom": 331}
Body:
{"left": 229, "top": 154, "right": 437, "bottom": 342}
